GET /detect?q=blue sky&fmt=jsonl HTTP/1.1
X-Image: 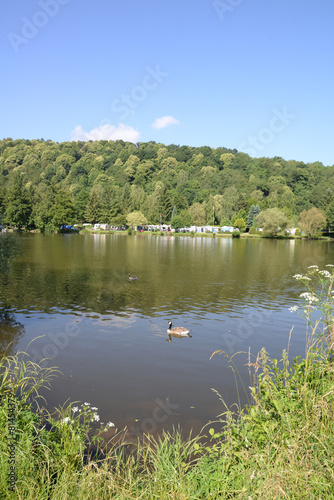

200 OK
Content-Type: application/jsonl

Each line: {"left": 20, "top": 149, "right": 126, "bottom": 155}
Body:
{"left": 1, "top": 0, "right": 333, "bottom": 165}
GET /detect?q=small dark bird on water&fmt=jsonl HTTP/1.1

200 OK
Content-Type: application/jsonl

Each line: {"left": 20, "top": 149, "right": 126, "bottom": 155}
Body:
{"left": 129, "top": 274, "right": 138, "bottom": 281}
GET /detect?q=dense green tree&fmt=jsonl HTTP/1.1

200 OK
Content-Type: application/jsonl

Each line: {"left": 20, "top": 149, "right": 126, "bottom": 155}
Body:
{"left": 119, "top": 185, "right": 133, "bottom": 217}
{"left": 31, "top": 183, "right": 54, "bottom": 231}
{"left": 49, "top": 189, "right": 75, "bottom": 228}
{"left": 298, "top": 207, "right": 326, "bottom": 238}
{"left": 123, "top": 155, "right": 140, "bottom": 182}
{"left": 74, "top": 189, "right": 89, "bottom": 222}
{"left": 157, "top": 166, "right": 177, "bottom": 189}
{"left": 111, "top": 214, "right": 127, "bottom": 226}
{"left": 171, "top": 215, "right": 184, "bottom": 231}
{"left": 109, "top": 186, "right": 122, "bottom": 224}
{"left": 143, "top": 185, "right": 161, "bottom": 224}
{"left": 5, "top": 174, "right": 32, "bottom": 229}
{"left": 233, "top": 217, "right": 247, "bottom": 232}
{"left": 158, "top": 186, "right": 173, "bottom": 223}
{"left": 85, "top": 185, "right": 107, "bottom": 223}
{"left": 126, "top": 211, "right": 148, "bottom": 227}
{"left": 326, "top": 202, "right": 334, "bottom": 231}
{"left": 173, "top": 145, "right": 193, "bottom": 163}
{"left": 256, "top": 208, "right": 289, "bottom": 236}
{"left": 179, "top": 209, "right": 194, "bottom": 227}
{"left": 176, "top": 170, "right": 188, "bottom": 189}
{"left": 54, "top": 153, "right": 75, "bottom": 175}
{"left": 134, "top": 160, "right": 155, "bottom": 187}
{"left": 320, "top": 188, "right": 334, "bottom": 211}
{"left": 130, "top": 185, "right": 146, "bottom": 211}
{"left": 218, "top": 186, "right": 239, "bottom": 223}
{"left": 220, "top": 153, "right": 235, "bottom": 169}
{"left": 189, "top": 203, "right": 206, "bottom": 226}
{"left": 0, "top": 187, "right": 6, "bottom": 219}
{"left": 204, "top": 196, "right": 217, "bottom": 225}
{"left": 247, "top": 205, "right": 261, "bottom": 228}
{"left": 0, "top": 138, "right": 333, "bottom": 233}
{"left": 231, "top": 209, "right": 247, "bottom": 225}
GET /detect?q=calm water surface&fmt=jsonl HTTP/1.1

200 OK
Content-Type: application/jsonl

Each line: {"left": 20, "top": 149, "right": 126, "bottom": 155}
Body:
{"left": 1, "top": 234, "right": 333, "bottom": 438}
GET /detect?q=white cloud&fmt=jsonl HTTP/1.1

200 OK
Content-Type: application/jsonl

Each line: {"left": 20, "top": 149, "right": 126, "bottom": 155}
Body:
{"left": 70, "top": 123, "right": 140, "bottom": 143}
{"left": 151, "top": 115, "right": 180, "bottom": 130}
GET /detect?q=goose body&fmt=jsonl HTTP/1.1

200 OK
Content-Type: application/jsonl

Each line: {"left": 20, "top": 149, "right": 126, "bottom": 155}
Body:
{"left": 129, "top": 274, "right": 138, "bottom": 281}
{"left": 167, "top": 321, "right": 191, "bottom": 336}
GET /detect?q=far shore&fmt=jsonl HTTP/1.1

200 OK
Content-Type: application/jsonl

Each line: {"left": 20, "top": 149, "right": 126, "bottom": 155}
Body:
{"left": 6, "top": 228, "right": 332, "bottom": 240}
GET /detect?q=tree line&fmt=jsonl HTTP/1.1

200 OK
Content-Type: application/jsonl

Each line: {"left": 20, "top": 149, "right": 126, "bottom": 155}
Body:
{"left": 0, "top": 137, "right": 334, "bottom": 235}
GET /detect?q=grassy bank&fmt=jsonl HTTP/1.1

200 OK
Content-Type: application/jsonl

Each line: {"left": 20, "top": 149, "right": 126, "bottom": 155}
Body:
{"left": 1, "top": 266, "right": 334, "bottom": 498}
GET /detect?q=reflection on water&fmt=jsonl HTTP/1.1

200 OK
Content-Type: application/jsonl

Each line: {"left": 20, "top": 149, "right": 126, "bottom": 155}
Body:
{"left": 0, "top": 234, "right": 333, "bottom": 435}
{"left": 0, "top": 311, "right": 25, "bottom": 357}
{"left": 167, "top": 332, "right": 193, "bottom": 342}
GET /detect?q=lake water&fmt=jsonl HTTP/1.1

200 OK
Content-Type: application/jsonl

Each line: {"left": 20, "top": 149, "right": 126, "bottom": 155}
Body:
{"left": 1, "top": 234, "right": 333, "bottom": 439}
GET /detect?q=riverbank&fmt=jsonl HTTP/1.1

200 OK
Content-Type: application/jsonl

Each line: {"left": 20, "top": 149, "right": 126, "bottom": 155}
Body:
{"left": 4, "top": 227, "right": 334, "bottom": 239}
{"left": 1, "top": 266, "right": 334, "bottom": 498}
{"left": 78, "top": 229, "right": 332, "bottom": 240}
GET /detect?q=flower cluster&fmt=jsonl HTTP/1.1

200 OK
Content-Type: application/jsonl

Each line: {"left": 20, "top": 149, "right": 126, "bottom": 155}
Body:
{"left": 319, "top": 270, "right": 332, "bottom": 278}
{"left": 289, "top": 265, "right": 334, "bottom": 324}
{"left": 293, "top": 274, "right": 311, "bottom": 281}
{"left": 66, "top": 402, "right": 115, "bottom": 431}
{"left": 300, "top": 292, "right": 319, "bottom": 304}
{"left": 62, "top": 417, "right": 72, "bottom": 424}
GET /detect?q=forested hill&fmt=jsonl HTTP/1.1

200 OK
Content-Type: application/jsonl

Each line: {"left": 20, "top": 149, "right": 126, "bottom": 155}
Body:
{"left": 0, "top": 137, "right": 334, "bottom": 231}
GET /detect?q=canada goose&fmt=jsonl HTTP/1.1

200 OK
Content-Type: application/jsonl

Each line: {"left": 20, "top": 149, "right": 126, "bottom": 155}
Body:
{"left": 129, "top": 274, "right": 138, "bottom": 281}
{"left": 167, "top": 321, "right": 191, "bottom": 336}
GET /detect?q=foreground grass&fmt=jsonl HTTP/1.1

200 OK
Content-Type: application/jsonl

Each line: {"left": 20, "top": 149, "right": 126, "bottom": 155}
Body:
{"left": 1, "top": 267, "right": 334, "bottom": 498}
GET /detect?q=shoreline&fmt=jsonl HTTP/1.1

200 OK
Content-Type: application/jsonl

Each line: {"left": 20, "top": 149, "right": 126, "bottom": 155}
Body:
{"left": 15, "top": 228, "right": 334, "bottom": 240}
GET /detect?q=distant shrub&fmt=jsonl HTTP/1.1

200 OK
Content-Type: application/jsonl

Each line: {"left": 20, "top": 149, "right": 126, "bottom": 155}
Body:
{"left": 127, "top": 227, "right": 133, "bottom": 235}
{"left": 232, "top": 230, "right": 240, "bottom": 238}
{"left": 45, "top": 222, "right": 56, "bottom": 234}
{"left": 249, "top": 227, "right": 256, "bottom": 234}
{"left": 190, "top": 231, "right": 195, "bottom": 237}
{"left": 295, "top": 228, "right": 301, "bottom": 236}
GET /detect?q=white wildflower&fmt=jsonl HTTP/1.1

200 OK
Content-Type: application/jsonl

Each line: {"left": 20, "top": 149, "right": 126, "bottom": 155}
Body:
{"left": 92, "top": 414, "right": 100, "bottom": 422}
{"left": 91, "top": 407, "right": 98, "bottom": 411}
{"left": 83, "top": 402, "right": 90, "bottom": 406}
{"left": 300, "top": 292, "right": 318, "bottom": 303}
{"left": 72, "top": 406, "right": 79, "bottom": 413}
{"left": 326, "top": 264, "right": 334, "bottom": 267}
{"left": 107, "top": 421, "right": 115, "bottom": 427}
{"left": 289, "top": 306, "right": 298, "bottom": 313}
{"left": 250, "top": 470, "right": 256, "bottom": 480}
{"left": 62, "top": 417, "right": 71, "bottom": 424}
{"left": 293, "top": 274, "right": 303, "bottom": 279}
{"left": 308, "top": 265, "right": 318, "bottom": 269}
{"left": 319, "top": 270, "right": 332, "bottom": 278}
